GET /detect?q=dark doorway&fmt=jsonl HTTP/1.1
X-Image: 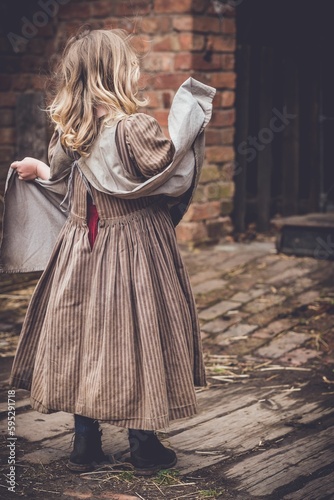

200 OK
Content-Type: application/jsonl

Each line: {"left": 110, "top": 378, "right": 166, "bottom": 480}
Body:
{"left": 233, "top": 0, "right": 334, "bottom": 233}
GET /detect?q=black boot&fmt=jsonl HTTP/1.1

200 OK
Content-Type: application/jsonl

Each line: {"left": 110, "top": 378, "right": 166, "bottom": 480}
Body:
{"left": 128, "top": 429, "right": 177, "bottom": 476}
{"left": 68, "top": 426, "right": 109, "bottom": 472}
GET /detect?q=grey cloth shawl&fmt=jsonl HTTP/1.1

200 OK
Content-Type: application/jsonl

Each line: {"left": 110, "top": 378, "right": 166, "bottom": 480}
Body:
{"left": 0, "top": 77, "right": 215, "bottom": 273}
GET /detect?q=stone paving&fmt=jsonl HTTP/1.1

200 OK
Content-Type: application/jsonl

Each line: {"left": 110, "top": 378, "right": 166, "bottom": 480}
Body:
{"left": 184, "top": 241, "right": 333, "bottom": 366}
{"left": 0, "top": 239, "right": 334, "bottom": 499}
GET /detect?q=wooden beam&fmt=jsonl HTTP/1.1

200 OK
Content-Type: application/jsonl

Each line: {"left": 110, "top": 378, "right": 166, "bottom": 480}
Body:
{"left": 257, "top": 46, "right": 274, "bottom": 232}
{"left": 308, "top": 72, "right": 320, "bottom": 212}
{"left": 281, "top": 56, "right": 299, "bottom": 216}
{"left": 233, "top": 44, "right": 251, "bottom": 233}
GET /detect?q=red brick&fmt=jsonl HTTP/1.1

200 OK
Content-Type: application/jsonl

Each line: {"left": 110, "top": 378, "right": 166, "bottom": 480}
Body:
{"left": 210, "top": 72, "right": 236, "bottom": 89}
{"left": 206, "top": 128, "right": 222, "bottom": 146}
{"left": 131, "top": 35, "right": 151, "bottom": 54}
{"left": 222, "top": 17, "right": 236, "bottom": 34}
{"left": 211, "top": 109, "right": 235, "bottom": 127}
{"left": 90, "top": 1, "right": 113, "bottom": 17}
{"left": 11, "top": 74, "right": 30, "bottom": 91}
{"left": 162, "top": 91, "right": 174, "bottom": 108}
{"left": 173, "top": 15, "right": 221, "bottom": 33}
{"left": 221, "top": 90, "right": 235, "bottom": 107}
{"left": 221, "top": 161, "right": 236, "bottom": 181}
{"left": 0, "top": 109, "right": 14, "bottom": 127}
{"left": 33, "top": 23, "right": 54, "bottom": 38}
{"left": 56, "top": 20, "right": 82, "bottom": 37}
{"left": 118, "top": 0, "right": 150, "bottom": 16}
{"left": 140, "top": 16, "right": 171, "bottom": 34}
{"left": 178, "top": 33, "right": 192, "bottom": 51}
{"left": 145, "top": 90, "right": 162, "bottom": 108}
{"left": 193, "top": 0, "right": 207, "bottom": 12}
{"left": 210, "top": 110, "right": 230, "bottom": 129}
{"left": 200, "top": 164, "right": 220, "bottom": 183}
{"left": 25, "top": 38, "right": 45, "bottom": 55}
{"left": 59, "top": 3, "right": 91, "bottom": 20}
{"left": 212, "top": 91, "right": 221, "bottom": 107}
{"left": 31, "top": 74, "right": 46, "bottom": 90}
{"left": 206, "top": 127, "right": 235, "bottom": 146}
{"left": 88, "top": 19, "right": 106, "bottom": 30}
{"left": 192, "top": 53, "right": 224, "bottom": 71}
{"left": 205, "top": 181, "right": 235, "bottom": 200}
{"left": 151, "top": 109, "right": 169, "bottom": 127}
{"left": 143, "top": 53, "right": 174, "bottom": 72}
{"left": 193, "top": 16, "right": 221, "bottom": 33}
{"left": 176, "top": 220, "right": 207, "bottom": 243}
{"left": 183, "top": 201, "right": 221, "bottom": 222}
{"left": 138, "top": 71, "right": 154, "bottom": 88}
{"left": 103, "top": 17, "right": 134, "bottom": 32}
{"left": 103, "top": 18, "right": 117, "bottom": 30}
{"left": 21, "top": 56, "right": 46, "bottom": 73}
{"left": 172, "top": 16, "right": 194, "bottom": 31}
{"left": 0, "top": 146, "right": 15, "bottom": 162}
{"left": 207, "top": 2, "right": 236, "bottom": 17}
{"left": 192, "top": 184, "right": 206, "bottom": 202}
{"left": 0, "top": 92, "right": 16, "bottom": 107}
{"left": 179, "top": 33, "right": 205, "bottom": 51}
{"left": 207, "top": 216, "right": 232, "bottom": 239}
{"left": 221, "top": 53, "right": 235, "bottom": 70}
{"left": 190, "top": 72, "right": 212, "bottom": 88}
{"left": 206, "top": 146, "right": 235, "bottom": 163}
{"left": 154, "top": 73, "right": 189, "bottom": 90}
{"left": 153, "top": 34, "right": 180, "bottom": 51}
{"left": 0, "top": 128, "right": 15, "bottom": 145}
{"left": 221, "top": 200, "right": 234, "bottom": 215}
{"left": 155, "top": 0, "right": 206, "bottom": 14}
{"left": 209, "top": 35, "right": 236, "bottom": 52}
{"left": 174, "top": 53, "right": 192, "bottom": 70}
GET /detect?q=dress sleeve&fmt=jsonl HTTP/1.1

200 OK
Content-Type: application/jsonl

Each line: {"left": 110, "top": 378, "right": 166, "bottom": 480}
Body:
{"left": 123, "top": 113, "right": 175, "bottom": 178}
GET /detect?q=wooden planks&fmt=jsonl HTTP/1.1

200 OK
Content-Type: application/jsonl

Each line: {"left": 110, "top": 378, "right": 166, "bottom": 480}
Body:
{"left": 224, "top": 428, "right": 334, "bottom": 497}
{"left": 2, "top": 362, "right": 333, "bottom": 496}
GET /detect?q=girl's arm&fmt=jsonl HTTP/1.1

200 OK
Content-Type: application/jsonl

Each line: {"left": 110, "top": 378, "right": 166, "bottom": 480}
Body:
{"left": 10, "top": 157, "right": 50, "bottom": 181}
{"left": 121, "top": 113, "right": 175, "bottom": 178}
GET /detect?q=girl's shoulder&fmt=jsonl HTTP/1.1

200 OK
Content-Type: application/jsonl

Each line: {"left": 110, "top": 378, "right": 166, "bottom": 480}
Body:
{"left": 123, "top": 112, "right": 162, "bottom": 134}
{"left": 117, "top": 113, "right": 174, "bottom": 179}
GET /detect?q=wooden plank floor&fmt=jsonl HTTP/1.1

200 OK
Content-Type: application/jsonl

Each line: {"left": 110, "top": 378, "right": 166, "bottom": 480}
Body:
{"left": 4, "top": 378, "right": 333, "bottom": 498}
{"left": 1, "top": 241, "right": 334, "bottom": 498}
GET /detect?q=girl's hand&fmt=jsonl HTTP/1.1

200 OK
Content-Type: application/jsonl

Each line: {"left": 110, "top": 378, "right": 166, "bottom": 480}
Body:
{"left": 11, "top": 157, "right": 50, "bottom": 181}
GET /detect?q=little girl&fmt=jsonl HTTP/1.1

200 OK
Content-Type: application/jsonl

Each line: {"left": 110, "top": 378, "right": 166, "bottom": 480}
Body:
{"left": 2, "top": 28, "right": 215, "bottom": 475}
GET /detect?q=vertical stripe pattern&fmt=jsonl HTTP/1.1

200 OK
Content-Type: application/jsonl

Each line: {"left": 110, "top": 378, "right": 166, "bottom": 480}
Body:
{"left": 10, "top": 114, "right": 206, "bottom": 430}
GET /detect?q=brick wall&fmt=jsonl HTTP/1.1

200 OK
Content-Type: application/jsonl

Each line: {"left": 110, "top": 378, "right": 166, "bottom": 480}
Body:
{"left": 0, "top": 0, "right": 237, "bottom": 244}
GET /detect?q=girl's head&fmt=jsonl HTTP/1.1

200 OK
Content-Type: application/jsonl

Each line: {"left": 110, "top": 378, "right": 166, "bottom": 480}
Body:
{"left": 48, "top": 28, "right": 146, "bottom": 156}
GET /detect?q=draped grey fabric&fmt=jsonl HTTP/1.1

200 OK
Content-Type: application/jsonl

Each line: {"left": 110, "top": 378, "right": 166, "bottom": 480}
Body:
{"left": 0, "top": 78, "right": 215, "bottom": 273}
{"left": 9, "top": 132, "right": 207, "bottom": 430}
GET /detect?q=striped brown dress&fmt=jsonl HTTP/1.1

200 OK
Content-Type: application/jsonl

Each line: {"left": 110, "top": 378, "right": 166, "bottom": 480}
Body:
{"left": 10, "top": 113, "right": 206, "bottom": 430}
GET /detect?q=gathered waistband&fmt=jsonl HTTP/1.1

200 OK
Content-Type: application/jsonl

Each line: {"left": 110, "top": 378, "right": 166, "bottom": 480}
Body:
{"left": 69, "top": 201, "right": 168, "bottom": 227}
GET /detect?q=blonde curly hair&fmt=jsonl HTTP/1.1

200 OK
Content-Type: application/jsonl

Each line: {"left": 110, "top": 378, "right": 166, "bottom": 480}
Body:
{"left": 48, "top": 28, "right": 147, "bottom": 157}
